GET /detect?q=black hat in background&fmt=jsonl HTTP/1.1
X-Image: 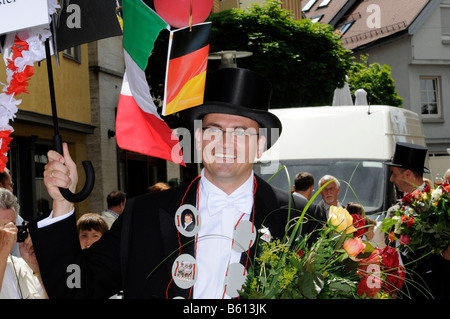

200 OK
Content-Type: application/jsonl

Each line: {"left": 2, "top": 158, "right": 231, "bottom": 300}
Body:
{"left": 181, "top": 68, "right": 282, "bottom": 149}
{"left": 385, "top": 142, "right": 430, "bottom": 174}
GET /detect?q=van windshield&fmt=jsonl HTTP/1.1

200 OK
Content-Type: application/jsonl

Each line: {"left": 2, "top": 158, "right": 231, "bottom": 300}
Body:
{"left": 254, "top": 159, "right": 386, "bottom": 214}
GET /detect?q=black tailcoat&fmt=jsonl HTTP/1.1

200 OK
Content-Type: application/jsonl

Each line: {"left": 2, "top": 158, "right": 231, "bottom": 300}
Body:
{"left": 29, "top": 175, "right": 324, "bottom": 299}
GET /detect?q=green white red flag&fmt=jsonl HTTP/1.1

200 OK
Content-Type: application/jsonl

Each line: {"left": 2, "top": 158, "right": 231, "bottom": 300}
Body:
{"left": 116, "top": 0, "right": 184, "bottom": 165}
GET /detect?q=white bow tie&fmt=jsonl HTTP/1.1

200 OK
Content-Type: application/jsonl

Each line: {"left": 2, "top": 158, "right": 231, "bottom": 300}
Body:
{"left": 207, "top": 191, "right": 252, "bottom": 217}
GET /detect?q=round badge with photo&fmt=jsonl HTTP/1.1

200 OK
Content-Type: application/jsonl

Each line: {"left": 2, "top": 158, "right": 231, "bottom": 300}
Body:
{"left": 232, "top": 220, "right": 256, "bottom": 253}
{"left": 175, "top": 204, "right": 200, "bottom": 237}
{"left": 171, "top": 254, "right": 198, "bottom": 289}
{"left": 223, "top": 263, "right": 247, "bottom": 298}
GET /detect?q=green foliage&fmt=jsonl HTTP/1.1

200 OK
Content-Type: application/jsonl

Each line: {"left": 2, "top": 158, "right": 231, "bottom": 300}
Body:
{"left": 147, "top": 1, "right": 401, "bottom": 113}
{"left": 347, "top": 55, "right": 403, "bottom": 107}
{"left": 207, "top": 0, "right": 352, "bottom": 107}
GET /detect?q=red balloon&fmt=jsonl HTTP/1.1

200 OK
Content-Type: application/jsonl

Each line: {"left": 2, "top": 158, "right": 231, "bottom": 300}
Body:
{"left": 154, "top": 0, "right": 213, "bottom": 29}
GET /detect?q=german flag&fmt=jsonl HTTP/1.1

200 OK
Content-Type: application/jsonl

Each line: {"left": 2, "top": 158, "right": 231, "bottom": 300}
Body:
{"left": 162, "top": 22, "right": 212, "bottom": 116}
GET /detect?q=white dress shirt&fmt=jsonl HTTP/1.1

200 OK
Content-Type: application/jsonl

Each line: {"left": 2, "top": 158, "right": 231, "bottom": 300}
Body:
{"left": 0, "top": 255, "right": 45, "bottom": 299}
{"left": 194, "top": 169, "right": 254, "bottom": 299}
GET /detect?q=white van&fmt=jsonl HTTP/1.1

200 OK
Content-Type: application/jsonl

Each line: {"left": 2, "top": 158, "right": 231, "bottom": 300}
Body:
{"left": 254, "top": 105, "right": 428, "bottom": 215}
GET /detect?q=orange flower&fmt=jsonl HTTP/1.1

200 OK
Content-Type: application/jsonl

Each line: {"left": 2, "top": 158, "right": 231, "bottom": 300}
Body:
{"left": 388, "top": 231, "right": 396, "bottom": 242}
{"left": 343, "top": 237, "right": 366, "bottom": 257}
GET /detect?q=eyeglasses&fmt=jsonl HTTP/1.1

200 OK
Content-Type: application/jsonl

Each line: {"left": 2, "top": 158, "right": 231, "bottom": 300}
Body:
{"left": 202, "top": 126, "right": 259, "bottom": 139}
{"left": 322, "top": 186, "right": 338, "bottom": 192}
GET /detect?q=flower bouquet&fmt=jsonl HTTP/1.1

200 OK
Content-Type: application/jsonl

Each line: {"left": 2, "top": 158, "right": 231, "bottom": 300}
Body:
{"left": 382, "top": 184, "right": 450, "bottom": 257}
{"left": 240, "top": 203, "right": 406, "bottom": 299}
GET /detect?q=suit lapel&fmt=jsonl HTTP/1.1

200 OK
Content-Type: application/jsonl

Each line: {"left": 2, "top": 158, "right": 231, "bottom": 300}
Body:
{"left": 163, "top": 176, "right": 281, "bottom": 298}
{"left": 159, "top": 177, "right": 200, "bottom": 299}
{"left": 240, "top": 175, "right": 278, "bottom": 266}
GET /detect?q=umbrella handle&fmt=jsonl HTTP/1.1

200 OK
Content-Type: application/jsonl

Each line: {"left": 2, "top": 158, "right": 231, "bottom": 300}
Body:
{"left": 53, "top": 135, "right": 95, "bottom": 203}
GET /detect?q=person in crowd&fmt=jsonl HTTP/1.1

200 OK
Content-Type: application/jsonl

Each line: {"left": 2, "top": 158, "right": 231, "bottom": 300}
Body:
{"left": 147, "top": 182, "right": 170, "bottom": 193}
{"left": 77, "top": 213, "right": 109, "bottom": 249}
{"left": 385, "top": 142, "right": 450, "bottom": 299}
{"left": 317, "top": 175, "right": 342, "bottom": 217}
{"left": 444, "top": 168, "right": 450, "bottom": 184}
{"left": 345, "top": 202, "right": 385, "bottom": 248}
{"left": 29, "top": 67, "right": 325, "bottom": 299}
{"left": 0, "top": 168, "right": 24, "bottom": 257}
{"left": 0, "top": 188, "right": 47, "bottom": 298}
{"left": 99, "top": 190, "right": 126, "bottom": 229}
{"left": 291, "top": 172, "right": 314, "bottom": 200}
{"left": 0, "top": 168, "right": 14, "bottom": 192}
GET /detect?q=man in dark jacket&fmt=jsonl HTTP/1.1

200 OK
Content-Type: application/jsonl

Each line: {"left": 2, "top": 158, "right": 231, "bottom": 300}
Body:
{"left": 29, "top": 68, "right": 325, "bottom": 299}
{"left": 386, "top": 142, "right": 450, "bottom": 299}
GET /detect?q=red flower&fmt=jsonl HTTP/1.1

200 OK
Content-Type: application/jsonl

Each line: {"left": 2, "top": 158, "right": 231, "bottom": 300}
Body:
{"left": 11, "top": 36, "right": 29, "bottom": 60}
{"left": 13, "top": 37, "right": 29, "bottom": 50}
{"left": 357, "top": 274, "right": 382, "bottom": 298}
{"left": 6, "top": 79, "right": 30, "bottom": 95}
{"left": 379, "top": 246, "right": 400, "bottom": 269}
{"left": 423, "top": 185, "right": 431, "bottom": 193}
{"left": 0, "top": 153, "right": 8, "bottom": 173}
{"left": 378, "top": 246, "right": 405, "bottom": 293}
{"left": 444, "top": 184, "right": 450, "bottom": 193}
{"left": 383, "top": 265, "right": 406, "bottom": 294}
{"left": 5, "top": 66, "right": 34, "bottom": 96}
{"left": 6, "top": 59, "right": 17, "bottom": 72}
{"left": 0, "top": 130, "right": 12, "bottom": 173}
{"left": 351, "top": 214, "right": 366, "bottom": 238}
{"left": 356, "top": 249, "right": 381, "bottom": 277}
{"left": 358, "top": 249, "right": 382, "bottom": 266}
{"left": 22, "top": 65, "right": 34, "bottom": 78}
{"left": 402, "top": 193, "right": 413, "bottom": 205}
{"left": 401, "top": 215, "right": 414, "bottom": 228}
{"left": 399, "top": 234, "right": 410, "bottom": 245}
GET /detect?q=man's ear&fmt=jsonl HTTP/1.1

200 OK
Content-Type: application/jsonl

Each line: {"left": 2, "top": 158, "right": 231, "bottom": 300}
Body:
{"left": 194, "top": 128, "right": 202, "bottom": 151}
{"left": 404, "top": 169, "right": 413, "bottom": 179}
{"left": 256, "top": 135, "right": 267, "bottom": 159}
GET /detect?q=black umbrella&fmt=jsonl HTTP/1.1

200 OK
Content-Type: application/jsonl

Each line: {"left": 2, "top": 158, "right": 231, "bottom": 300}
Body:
{"left": 44, "top": 39, "right": 94, "bottom": 203}
{"left": 41, "top": 0, "right": 124, "bottom": 202}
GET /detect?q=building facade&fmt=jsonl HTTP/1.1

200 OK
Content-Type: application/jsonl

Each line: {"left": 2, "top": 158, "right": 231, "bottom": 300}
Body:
{"left": 303, "top": 0, "right": 450, "bottom": 166}
{"left": 0, "top": 45, "right": 94, "bottom": 220}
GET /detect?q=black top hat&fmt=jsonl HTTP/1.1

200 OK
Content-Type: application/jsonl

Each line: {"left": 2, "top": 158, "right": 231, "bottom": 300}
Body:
{"left": 181, "top": 68, "right": 282, "bottom": 149}
{"left": 385, "top": 142, "right": 430, "bottom": 174}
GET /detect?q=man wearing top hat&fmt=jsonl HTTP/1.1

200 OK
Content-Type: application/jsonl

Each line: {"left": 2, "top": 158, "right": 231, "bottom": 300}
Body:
{"left": 29, "top": 68, "right": 324, "bottom": 299}
{"left": 386, "top": 142, "right": 450, "bottom": 299}
{"left": 386, "top": 142, "right": 430, "bottom": 196}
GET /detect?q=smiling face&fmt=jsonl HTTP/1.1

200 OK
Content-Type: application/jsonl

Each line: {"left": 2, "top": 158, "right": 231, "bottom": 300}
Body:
{"left": 195, "top": 113, "right": 266, "bottom": 194}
